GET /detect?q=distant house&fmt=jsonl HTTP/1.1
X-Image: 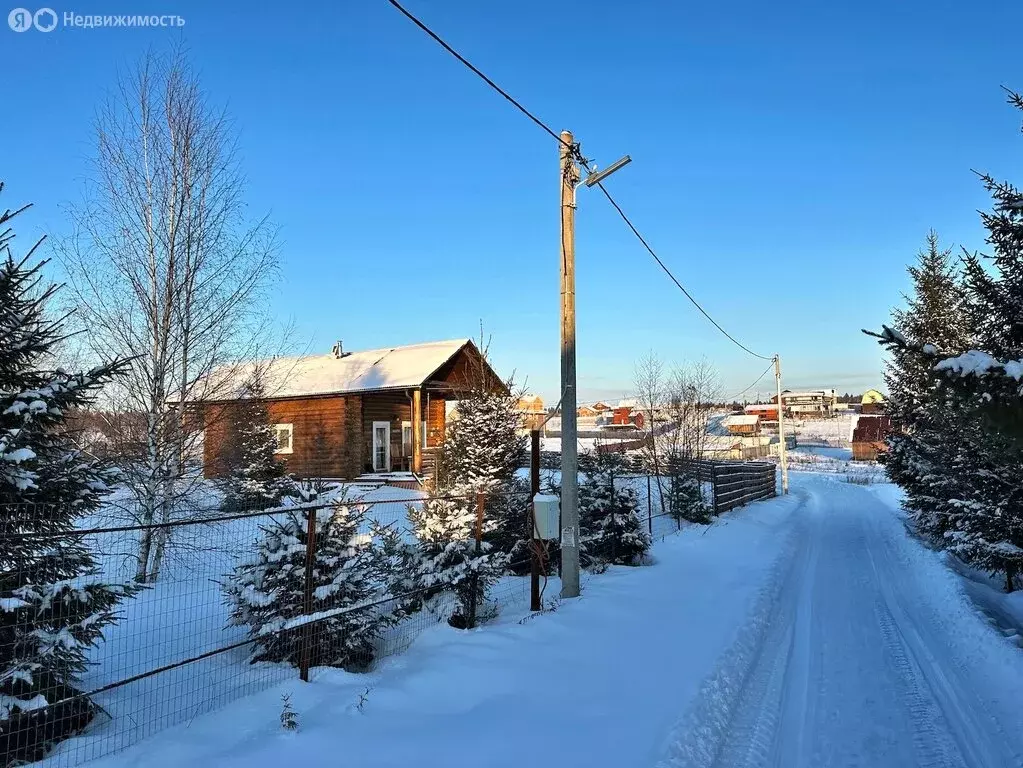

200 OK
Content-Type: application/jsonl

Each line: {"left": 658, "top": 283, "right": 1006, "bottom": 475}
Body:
{"left": 860, "top": 389, "right": 886, "bottom": 415}
{"left": 192, "top": 339, "right": 506, "bottom": 484}
{"left": 516, "top": 395, "right": 544, "bottom": 414}
{"left": 703, "top": 435, "right": 744, "bottom": 460}
{"left": 703, "top": 434, "right": 774, "bottom": 461}
{"left": 775, "top": 389, "right": 838, "bottom": 418}
{"left": 611, "top": 406, "right": 644, "bottom": 429}
{"left": 745, "top": 403, "right": 779, "bottom": 421}
{"left": 515, "top": 395, "right": 546, "bottom": 430}
{"left": 851, "top": 415, "right": 893, "bottom": 461}
{"left": 592, "top": 401, "right": 612, "bottom": 413}
{"left": 723, "top": 414, "right": 760, "bottom": 436}
{"left": 577, "top": 404, "right": 599, "bottom": 418}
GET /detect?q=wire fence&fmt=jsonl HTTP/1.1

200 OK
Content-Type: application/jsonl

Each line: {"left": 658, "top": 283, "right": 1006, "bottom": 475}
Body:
{"left": 0, "top": 488, "right": 539, "bottom": 768}
{"left": 1, "top": 459, "right": 777, "bottom": 767}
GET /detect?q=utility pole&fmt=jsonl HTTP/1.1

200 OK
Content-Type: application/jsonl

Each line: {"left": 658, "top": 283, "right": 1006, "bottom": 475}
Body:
{"left": 774, "top": 355, "right": 789, "bottom": 494}
{"left": 554, "top": 133, "right": 629, "bottom": 598}
{"left": 560, "top": 130, "right": 581, "bottom": 599}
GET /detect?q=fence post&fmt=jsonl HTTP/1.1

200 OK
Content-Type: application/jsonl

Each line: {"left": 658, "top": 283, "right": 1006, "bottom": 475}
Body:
{"left": 647, "top": 474, "right": 653, "bottom": 536}
{"left": 467, "top": 491, "right": 485, "bottom": 629}
{"left": 610, "top": 473, "right": 617, "bottom": 564}
{"left": 712, "top": 464, "right": 720, "bottom": 516}
{"left": 530, "top": 430, "right": 541, "bottom": 612}
{"left": 299, "top": 507, "right": 317, "bottom": 682}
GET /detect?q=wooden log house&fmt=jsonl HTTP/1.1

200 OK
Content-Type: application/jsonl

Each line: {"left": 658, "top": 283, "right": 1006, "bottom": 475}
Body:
{"left": 193, "top": 339, "right": 507, "bottom": 485}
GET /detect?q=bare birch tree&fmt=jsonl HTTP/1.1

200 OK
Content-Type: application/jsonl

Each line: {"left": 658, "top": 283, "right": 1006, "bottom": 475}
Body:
{"left": 58, "top": 48, "right": 280, "bottom": 582}
{"left": 634, "top": 351, "right": 666, "bottom": 513}
{"left": 662, "top": 358, "right": 721, "bottom": 522}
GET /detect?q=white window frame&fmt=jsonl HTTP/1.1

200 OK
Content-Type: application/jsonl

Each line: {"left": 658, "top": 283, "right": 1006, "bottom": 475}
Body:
{"left": 372, "top": 421, "right": 391, "bottom": 472}
{"left": 401, "top": 420, "right": 413, "bottom": 457}
{"left": 273, "top": 423, "right": 294, "bottom": 455}
{"left": 422, "top": 420, "right": 428, "bottom": 449}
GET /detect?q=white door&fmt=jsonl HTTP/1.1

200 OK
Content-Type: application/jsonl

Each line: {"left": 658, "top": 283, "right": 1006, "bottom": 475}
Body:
{"left": 372, "top": 421, "right": 390, "bottom": 472}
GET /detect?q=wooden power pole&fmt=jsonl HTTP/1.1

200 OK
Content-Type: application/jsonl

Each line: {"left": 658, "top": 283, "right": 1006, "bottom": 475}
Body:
{"left": 774, "top": 355, "right": 789, "bottom": 494}
{"left": 560, "top": 130, "right": 580, "bottom": 599}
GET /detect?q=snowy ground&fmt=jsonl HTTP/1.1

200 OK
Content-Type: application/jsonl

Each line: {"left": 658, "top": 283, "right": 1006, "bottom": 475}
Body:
{"left": 789, "top": 413, "right": 858, "bottom": 446}
{"left": 783, "top": 443, "right": 886, "bottom": 483}
{"left": 67, "top": 473, "right": 1023, "bottom": 768}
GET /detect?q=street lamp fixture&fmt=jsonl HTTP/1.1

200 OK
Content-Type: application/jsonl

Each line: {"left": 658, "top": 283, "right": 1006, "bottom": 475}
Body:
{"left": 583, "top": 155, "right": 632, "bottom": 187}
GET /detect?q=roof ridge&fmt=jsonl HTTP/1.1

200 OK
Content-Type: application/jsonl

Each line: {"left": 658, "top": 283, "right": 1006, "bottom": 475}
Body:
{"left": 254, "top": 337, "right": 471, "bottom": 364}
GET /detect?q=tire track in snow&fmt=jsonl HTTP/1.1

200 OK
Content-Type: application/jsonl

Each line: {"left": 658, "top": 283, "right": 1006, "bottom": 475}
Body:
{"left": 658, "top": 477, "right": 1023, "bottom": 768}
{"left": 655, "top": 491, "right": 813, "bottom": 768}
{"left": 867, "top": 517, "right": 1023, "bottom": 768}
{"left": 706, "top": 494, "right": 821, "bottom": 768}
{"left": 872, "top": 599, "right": 966, "bottom": 768}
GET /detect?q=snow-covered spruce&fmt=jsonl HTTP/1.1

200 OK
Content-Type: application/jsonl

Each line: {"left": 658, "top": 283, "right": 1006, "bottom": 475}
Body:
{"left": 437, "top": 373, "right": 527, "bottom": 564}
{"left": 0, "top": 237, "right": 140, "bottom": 762}
{"left": 665, "top": 473, "right": 710, "bottom": 525}
{"left": 224, "top": 490, "right": 391, "bottom": 670}
{"left": 872, "top": 90, "right": 1023, "bottom": 591}
{"left": 578, "top": 451, "right": 650, "bottom": 567}
{"left": 882, "top": 232, "right": 973, "bottom": 546}
{"left": 218, "top": 376, "right": 299, "bottom": 511}
{"left": 370, "top": 521, "right": 425, "bottom": 619}
{"left": 407, "top": 484, "right": 509, "bottom": 628}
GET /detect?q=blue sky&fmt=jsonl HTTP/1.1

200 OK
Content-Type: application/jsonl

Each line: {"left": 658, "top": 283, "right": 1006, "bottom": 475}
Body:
{"left": 2, "top": 0, "right": 1021, "bottom": 402}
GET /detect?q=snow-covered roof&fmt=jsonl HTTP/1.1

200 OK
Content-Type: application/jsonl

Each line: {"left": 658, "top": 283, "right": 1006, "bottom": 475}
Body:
{"left": 781, "top": 389, "right": 836, "bottom": 399}
{"left": 198, "top": 339, "right": 473, "bottom": 401}
{"left": 724, "top": 415, "right": 759, "bottom": 426}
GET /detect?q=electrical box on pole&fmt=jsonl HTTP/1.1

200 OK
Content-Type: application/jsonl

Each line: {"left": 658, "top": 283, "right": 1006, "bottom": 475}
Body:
{"left": 533, "top": 494, "right": 561, "bottom": 540}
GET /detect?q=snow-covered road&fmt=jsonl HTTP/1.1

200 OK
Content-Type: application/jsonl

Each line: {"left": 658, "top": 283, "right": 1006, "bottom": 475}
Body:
{"left": 79, "top": 474, "right": 1023, "bottom": 768}
{"left": 668, "top": 477, "right": 1023, "bottom": 768}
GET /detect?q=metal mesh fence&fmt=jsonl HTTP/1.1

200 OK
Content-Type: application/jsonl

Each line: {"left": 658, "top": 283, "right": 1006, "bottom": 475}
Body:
{"left": 1, "top": 460, "right": 775, "bottom": 767}
{"left": 0, "top": 488, "right": 533, "bottom": 768}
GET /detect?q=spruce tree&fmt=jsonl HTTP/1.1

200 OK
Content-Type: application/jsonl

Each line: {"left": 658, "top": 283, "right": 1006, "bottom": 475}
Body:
{"left": 413, "top": 352, "right": 525, "bottom": 622}
{"left": 949, "top": 93, "right": 1023, "bottom": 589}
{"left": 370, "top": 521, "right": 425, "bottom": 619}
{"left": 407, "top": 484, "right": 509, "bottom": 628}
{"left": 438, "top": 379, "right": 527, "bottom": 562}
{"left": 871, "top": 89, "right": 1023, "bottom": 590}
{"left": 665, "top": 473, "right": 710, "bottom": 525}
{"left": 0, "top": 199, "right": 139, "bottom": 763}
{"left": 883, "top": 232, "right": 971, "bottom": 542}
{"left": 578, "top": 450, "right": 650, "bottom": 567}
{"left": 219, "top": 376, "right": 297, "bottom": 511}
{"left": 224, "top": 490, "right": 390, "bottom": 670}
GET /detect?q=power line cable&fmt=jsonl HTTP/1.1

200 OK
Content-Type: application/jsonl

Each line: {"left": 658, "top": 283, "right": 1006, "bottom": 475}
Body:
{"left": 386, "top": 0, "right": 570, "bottom": 149}
{"left": 727, "top": 360, "right": 775, "bottom": 402}
{"left": 588, "top": 179, "right": 773, "bottom": 361}
{"left": 385, "top": 0, "right": 773, "bottom": 362}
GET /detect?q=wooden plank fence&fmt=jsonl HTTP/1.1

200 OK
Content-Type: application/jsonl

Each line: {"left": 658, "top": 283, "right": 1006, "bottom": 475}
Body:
{"left": 531, "top": 452, "right": 778, "bottom": 515}
{"left": 700, "top": 460, "right": 777, "bottom": 514}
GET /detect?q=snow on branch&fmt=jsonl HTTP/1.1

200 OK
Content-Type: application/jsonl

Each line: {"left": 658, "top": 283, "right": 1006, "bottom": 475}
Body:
{"left": 864, "top": 325, "right": 1023, "bottom": 394}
